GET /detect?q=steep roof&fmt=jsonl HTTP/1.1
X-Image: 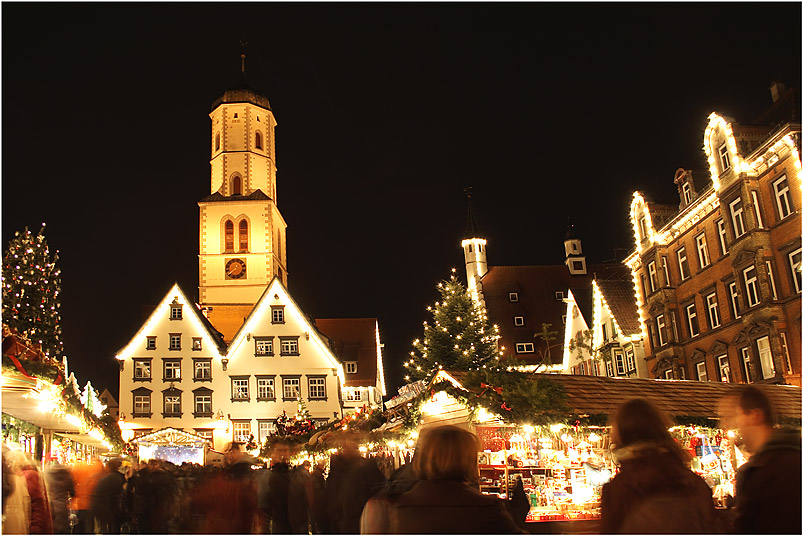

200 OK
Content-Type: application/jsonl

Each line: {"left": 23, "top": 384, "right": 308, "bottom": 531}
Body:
{"left": 596, "top": 279, "right": 640, "bottom": 336}
{"left": 211, "top": 73, "right": 272, "bottom": 112}
{"left": 315, "top": 318, "right": 383, "bottom": 390}
{"left": 199, "top": 190, "right": 272, "bottom": 203}
{"left": 481, "top": 263, "right": 629, "bottom": 365}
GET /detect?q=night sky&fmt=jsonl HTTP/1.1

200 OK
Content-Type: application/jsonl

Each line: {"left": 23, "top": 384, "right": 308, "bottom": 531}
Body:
{"left": 3, "top": 4, "right": 800, "bottom": 399}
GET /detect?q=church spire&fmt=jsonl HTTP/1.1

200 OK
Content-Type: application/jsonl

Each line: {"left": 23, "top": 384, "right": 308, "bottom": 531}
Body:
{"left": 464, "top": 187, "right": 483, "bottom": 240}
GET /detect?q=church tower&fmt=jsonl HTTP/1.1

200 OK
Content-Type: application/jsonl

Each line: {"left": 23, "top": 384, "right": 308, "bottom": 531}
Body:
{"left": 198, "top": 57, "right": 288, "bottom": 341}
{"left": 564, "top": 223, "right": 587, "bottom": 275}
{"left": 462, "top": 189, "right": 487, "bottom": 307}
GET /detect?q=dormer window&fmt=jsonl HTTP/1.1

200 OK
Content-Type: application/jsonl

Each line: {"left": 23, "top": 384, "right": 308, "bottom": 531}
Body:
{"left": 638, "top": 216, "right": 648, "bottom": 240}
{"left": 345, "top": 361, "right": 357, "bottom": 374}
{"left": 719, "top": 143, "right": 731, "bottom": 172}
{"left": 681, "top": 182, "right": 691, "bottom": 205}
{"left": 170, "top": 303, "right": 182, "bottom": 320}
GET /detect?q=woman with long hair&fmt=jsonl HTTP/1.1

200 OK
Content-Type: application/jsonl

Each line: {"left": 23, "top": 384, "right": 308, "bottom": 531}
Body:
{"left": 361, "top": 425, "right": 521, "bottom": 534}
{"left": 600, "top": 398, "right": 720, "bottom": 533}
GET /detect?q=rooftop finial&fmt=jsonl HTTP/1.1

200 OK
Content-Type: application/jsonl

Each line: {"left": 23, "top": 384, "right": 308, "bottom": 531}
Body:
{"left": 239, "top": 39, "right": 248, "bottom": 73}
{"left": 464, "top": 187, "right": 483, "bottom": 239}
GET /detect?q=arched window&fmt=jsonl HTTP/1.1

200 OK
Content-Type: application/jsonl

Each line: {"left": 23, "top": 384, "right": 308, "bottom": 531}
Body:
{"left": 239, "top": 220, "right": 249, "bottom": 252}
{"left": 231, "top": 176, "right": 242, "bottom": 196}
{"left": 255, "top": 132, "right": 263, "bottom": 150}
{"left": 215, "top": 133, "right": 220, "bottom": 151}
{"left": 224, "top": 220, "right": 234, "bottom": 252}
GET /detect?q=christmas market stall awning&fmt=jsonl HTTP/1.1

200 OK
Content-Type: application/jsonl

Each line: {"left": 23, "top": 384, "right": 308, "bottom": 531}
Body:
{"left": 130, "top": 427, "right": 209, "bottom": 448}
{"left": 1, "top": 372, "right": 109, "bottom": 449}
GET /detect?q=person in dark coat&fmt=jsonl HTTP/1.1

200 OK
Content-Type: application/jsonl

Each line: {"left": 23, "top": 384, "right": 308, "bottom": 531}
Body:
{"left": 306, "top": 460, "right": 327, "bottom": 534}
{"left": 44, "top": 462, "right": 75, "bottom": 534}
{"left": 724, "top": 386, "right": 802, "bottom": 534}
{"left": 91, "top": 458, "right": 126, "bottom": 534}
{"left": 360, "top": 425, "right": 521, "bottom": 534}
{"left": 130, "top": 458, "right": 178, "bottom": 533}
{"left": 324, "top": 434, "right": 386, "bottom": 534}
{"left": 258, "top": 440, "right": 310, "bottom": 534}
{"left": 600, "top": 398, "right": 720, "bottom": 534}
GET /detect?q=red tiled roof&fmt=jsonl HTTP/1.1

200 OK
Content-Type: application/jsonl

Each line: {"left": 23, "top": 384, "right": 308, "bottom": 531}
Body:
{"left": 314, "top": 318, "right": 378, "bottom": 388}
{"left": 596, "top": 279, "right": 640, "bottom": 336}
{"left": 481, "top": 264, "right": 629, "bottom": 365}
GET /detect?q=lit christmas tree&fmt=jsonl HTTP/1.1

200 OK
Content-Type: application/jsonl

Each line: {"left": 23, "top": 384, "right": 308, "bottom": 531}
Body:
{"left": 1, "top": 225, "right": 63, "bottom": 359}
{"left": 404, "top": 269, "right": 501, "bottom": 382}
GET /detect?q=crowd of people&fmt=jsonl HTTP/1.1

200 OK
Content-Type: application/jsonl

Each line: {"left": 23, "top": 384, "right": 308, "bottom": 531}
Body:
{"left": 1, "top": 385, "right": 800, "bottom": 534}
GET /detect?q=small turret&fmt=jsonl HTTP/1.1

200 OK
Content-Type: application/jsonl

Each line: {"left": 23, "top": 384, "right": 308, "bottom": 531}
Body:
{"left": 564, "top": 223, "right": 587, "bottom": 275}
{"left": 462, "top": 188, "right": 487, "bottom": 305}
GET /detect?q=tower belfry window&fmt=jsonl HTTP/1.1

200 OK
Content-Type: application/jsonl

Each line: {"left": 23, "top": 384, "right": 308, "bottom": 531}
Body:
{"left": 239, "top": 220, "right": 249, "bottom": 252}
{"left": 255, "top": 132, "right": 263, "bottom": 150}
{"left": 232, "top": 176, "right": 242, "bottom": 196}
{"left": 215, "top": 133, "right": 220, "bottom": 151}
{"left": 225, "top": 220, "right": 234, "bottom": 252}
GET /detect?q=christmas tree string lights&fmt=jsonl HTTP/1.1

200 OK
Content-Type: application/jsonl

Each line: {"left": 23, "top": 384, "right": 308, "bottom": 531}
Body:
{"left": 2, "top": 225, "right": 63, "bottom": 360}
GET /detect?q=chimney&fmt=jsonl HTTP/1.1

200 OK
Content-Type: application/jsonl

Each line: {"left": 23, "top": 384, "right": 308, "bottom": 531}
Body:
{"left": 770, "top": 81, "right": 788, "bottom": 103}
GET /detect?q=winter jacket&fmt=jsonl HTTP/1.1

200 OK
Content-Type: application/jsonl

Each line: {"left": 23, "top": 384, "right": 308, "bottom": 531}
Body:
{"left": 44, "top": 465, "right": 75, "bottom": 534}
{"left": 734, "top": 427, "right": 802, "bottom": 534}
{"left": 361, "top": 479, "right": 522, "bottom": 534}
{"left": 21, "top": 468, "right": 53, "bottom": 534}
{"left": 323, "top": 454, "right": 386, "bottom": 534}
{"left": 2, "top": 473, "right": 30, "bottom": 535}
{"left": 600, "top": 442, "right": 720, "bottom": 533}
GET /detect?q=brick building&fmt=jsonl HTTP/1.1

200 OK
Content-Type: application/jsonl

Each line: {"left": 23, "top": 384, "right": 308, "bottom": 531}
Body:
{"left": 624, "top": 84, "right": 801, "bottom": 386}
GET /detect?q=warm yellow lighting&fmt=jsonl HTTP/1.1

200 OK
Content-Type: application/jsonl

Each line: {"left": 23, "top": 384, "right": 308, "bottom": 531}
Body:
{"left": 523, "top": 425, "right": 534, "bottom": 434}
{"left": 588, "top": 433, "right": 600, "bottom": 443}
{"left": 550, "top": 423, "right": 565, "bottom": 433}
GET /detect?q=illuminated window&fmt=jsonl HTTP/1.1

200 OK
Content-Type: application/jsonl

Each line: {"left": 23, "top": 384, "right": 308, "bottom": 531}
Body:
{"left": 648, "top": 261, "right": 657, "bottom": 292}
{"left": 254, "top": 337, "right": 274, "bottom": 356}
{"left": 255, "top": 131, "right": 263, "bottom": 150}
{"left": 515, "top": 342, "right": 534, "bottom": 353}
{"left": 346, "top": 389, "right": 362, "bottom": 401}
{"left": 193, "top": 391, "right": 212, "bottom": 416}
{"left": 773, "top": 176, "right": 793, "bottom": 220}
{"left": 163, "top": 359, "right": 181, "bottom": 381}
{"left": 280, "top": 337, "right": 299, "bottom": 356}
{"left": 663, "top": 369, "right": 675, "bottom": 380}
{"left": 788, "top": 248, "right": 802, "bottom": 293}
{"left": 716, "top": 219, "right": 728, "bottom": 255}
{"left": 696, "top": 361, "right": 708, "bottom": 382}
{"left": 743, "top": 265, "right": 760, "bottom": 307}
{"left": 730, "top": 198, "right": 746, "bottom": 238}
{"left": 766, "top": 261, "right": 778, "bottom": 300}
{"left": 695, "top": 233, "right": 710, "bottom": 268}
{"left": 756, "top": 336, "right": 775, "bottom": 379}
{"left": 257, "top": 420, "right": 276, "bottom": 444}
{"left": 345, "top": 361, "right": 357, "bottom": 374}
{"left": 239, "top": 220, "right": 248, "bottom": 252}
{"left": 626, "top": 348, "right": 636, "bottom": 373}
{"left": 656, "top": 315, "right": 667, "bottom": 347}
{"left": 677, "top": 247, "right": 690, "bottom": 280}
{"left": 705, "top": 292, "right": 721, "bottom": 329}
{"left": 232, "top": 377, "right": 249, "bottom": 401}
{"left": 192, "top": 337, "right": 202, "bottom": 351}
{"left": 661, "top": 257, "right": 670, "bottom": 286}
{"left": 308, "top": 376, "right": 326, "bottom": 400}
{"left": 193, "top": 359, "right": 211, "bottom": 381}
{"left": 232, "top": 421, "right": 251, "bottom": 443}
{"left": 231, "top": 175, "right": 242, "bottom": 196}
{"left": 741, "top": 347, "right": 753, "bottom": 383}
{"left": 513, "top": 316, "right": 525, "bottom": 327}
{"left": 282, "top": 377, "right": 300, "bottom": 400}
{"left": 271, "top": 306, "right": 285, "bottom": 324}
{"left": 681, "top": 182, "right": 692, "bottom": 205}
{"left": 170, "top": 304, "right": 183, "bottom": 320}
{"left": 686, "top": 303, "right": 700, "bottom": 338}
{"left": 134, "top": 359, "right": 152, "bottom": 381}
{"left": 257, "top": 377, "right": 275, "bottom": 400}
{"left": 751, "top": 191, "right": 764, "bottom": 229}
{"left": 133, "top": 389, "right": 152, "bottom": 416}
{"left": 718, "top": 355, "right": 731, "bottom": 382}
{"left": 602, "top": 323, "right": 608, "bottom": 342}
{"left": 614, "top": 350, "right": 625, "bottom": 375}
{"left": 606, "top": 360, "right": 614, "bottom": 377}
{"left": 146, "top": 336, "right": 156, "bottom": 350}
{"left": 719, "top": 143, "right": 731, "bottom": 172}
{"left": 638, "top": 216, "right": 648, "bottom": 240}
{"left": 728, "top": 282, "right": 741, "bottom": 319}
{"left": 163, "top": 391, "right": 182, "bottom": 418}
{"left": 169, "top": 333, "right": 181, "bottom": 351}
{"left": 224, "top": 220, "right": 234, "bottom": 252}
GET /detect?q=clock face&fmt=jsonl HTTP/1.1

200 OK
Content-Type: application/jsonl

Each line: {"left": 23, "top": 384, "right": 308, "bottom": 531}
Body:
{"left": 225, "top": 258, "right": 247, "bottom": 279}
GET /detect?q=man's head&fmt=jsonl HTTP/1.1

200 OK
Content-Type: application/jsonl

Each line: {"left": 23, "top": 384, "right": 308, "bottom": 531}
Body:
{"left": 271, "top": 440, "right": 292, "bottom": 464}
{"left": 728, "top": 386, "right": 777, "bottom": 453}
{"left": 223, "top": 442, "right": 244, "bottom": 466}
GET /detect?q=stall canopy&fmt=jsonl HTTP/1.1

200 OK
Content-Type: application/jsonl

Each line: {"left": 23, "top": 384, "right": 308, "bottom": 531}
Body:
{"left": 131, "top": 427, "right": 208, "bottom": 465}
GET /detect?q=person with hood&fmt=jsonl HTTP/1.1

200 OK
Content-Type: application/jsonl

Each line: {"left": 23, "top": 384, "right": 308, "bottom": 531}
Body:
{"left": 44, "top": 461, "right": 75, "bottom": 534}
{"left": 600, "top": 398, "right": 719, "bottom": 533}
{"left": 725, "top": 386, "right": 801, "bottom": 534}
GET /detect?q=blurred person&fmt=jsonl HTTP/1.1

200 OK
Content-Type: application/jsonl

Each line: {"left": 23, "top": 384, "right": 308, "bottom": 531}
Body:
{"left": 306, "top": 460, "right": 327, "bottom": 534}
{"left": 3, "top": 448, "right": 31, "bottom": 534}
{"left": 725, "top": 386, "right": 801, "bottom": 534}
{"left": 72, "top": 460, "right": 103, "bottom": 534}
{"left": 360, "top": 425, "right": 520, "bottom": 534}
{"left": 130, "top": 458, "right": 178, "bottom": 533}
{"left": 5, "top": 449, "right": 53, "bottom": 534}
{"left": 44, "top": 461, "right": 75, "bottom": 534}
{"left": 193, "top": 442, "right": 259, "bottom": 534}
{"left": 258, "top": 440, "right": 309, "bottom": 534}
{"left": 91, "top": 458, "right": 126, "bottom": 534}
{"left": 324, "top": 433, "right": 386, "bottom": 534}
{"left": 600, "top": 398, "right": 719, "bottom": 533}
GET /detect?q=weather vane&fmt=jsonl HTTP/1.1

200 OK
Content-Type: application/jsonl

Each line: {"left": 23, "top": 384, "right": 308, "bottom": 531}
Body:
{"left": 239, "top": 39, "right": 248, "bottom": 73}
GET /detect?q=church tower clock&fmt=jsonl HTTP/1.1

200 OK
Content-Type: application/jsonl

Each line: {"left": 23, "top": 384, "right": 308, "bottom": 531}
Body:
{"left": 198, "top": 59, "right": 288, "bottom": 341}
